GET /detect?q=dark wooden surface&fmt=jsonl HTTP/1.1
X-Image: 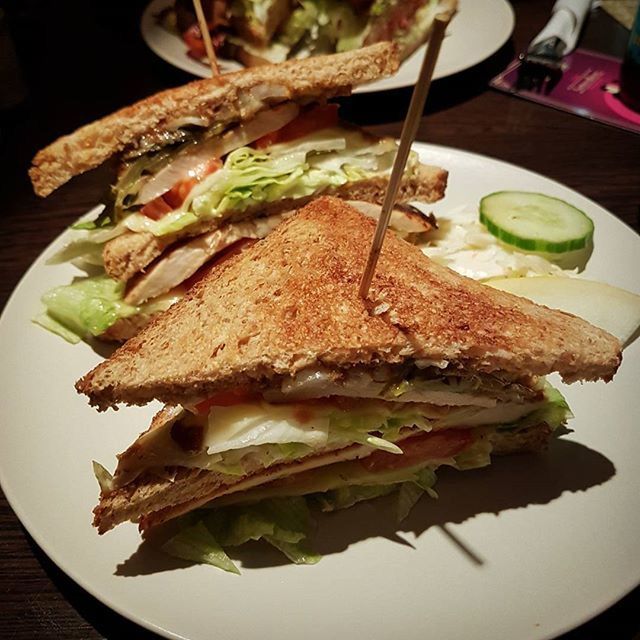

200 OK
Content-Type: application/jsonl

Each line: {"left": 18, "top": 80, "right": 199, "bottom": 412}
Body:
{"left": 1, "top": 1, "right": 639, "bottom": 638}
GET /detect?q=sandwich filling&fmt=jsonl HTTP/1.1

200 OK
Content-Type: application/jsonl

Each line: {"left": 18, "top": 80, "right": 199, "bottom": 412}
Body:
{"left": 224, "top": 0, "right": 447, "bottom": 63}
{"left": 36, "top": 102, "right": 433, "bottom": 343}
{"left": 95, "top": 368, "right": 569, "bottom": 571}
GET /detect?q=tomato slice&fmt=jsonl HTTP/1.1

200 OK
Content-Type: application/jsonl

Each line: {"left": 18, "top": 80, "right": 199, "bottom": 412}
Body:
{"left": 360, "top": 429, "right": 475, "bottom": 473}
{"left": 195, "top": 387, "right": 261, "bottom": 414}
{"left": 140, "top": 197, "right": 173, "bottom": 221}
{"left": 253, "top": 103, "right": 340, "bottom": 149}
{"left": 141, "top": 157, "right": 222, "bottom": 220}
{"left": 182, "top": 24, "right": 207, "bottom": 59}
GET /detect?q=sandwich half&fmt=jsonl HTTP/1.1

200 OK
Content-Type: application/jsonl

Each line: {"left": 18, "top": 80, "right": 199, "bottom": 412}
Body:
{"left": 77, "top": 198, "right": 621, "bottom": 567}
{"left": 30, "top": 43, "right": 446, "bottom": 343}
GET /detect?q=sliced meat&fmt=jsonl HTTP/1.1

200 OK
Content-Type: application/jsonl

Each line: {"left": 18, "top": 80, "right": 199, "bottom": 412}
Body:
{"left": 347, "top": 200, "right": 436, "bottom": 237}
{"left": 124, "top": 214, "right": 287, "bottom": 306}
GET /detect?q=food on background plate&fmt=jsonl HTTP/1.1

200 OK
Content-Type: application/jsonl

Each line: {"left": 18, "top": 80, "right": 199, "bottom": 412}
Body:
{"left": 161, "top": 0, "right": 458, "bottom": 67}
{"left": 76, "top": 198, "right": 621, "bottom": 572}
{"left": 29, "top": 43, "right": 447, "bottom": 344}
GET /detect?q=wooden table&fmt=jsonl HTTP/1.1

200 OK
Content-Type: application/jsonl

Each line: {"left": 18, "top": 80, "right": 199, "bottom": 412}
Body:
{"left": 1, "top": 1, "right": 638, "bottom": 637}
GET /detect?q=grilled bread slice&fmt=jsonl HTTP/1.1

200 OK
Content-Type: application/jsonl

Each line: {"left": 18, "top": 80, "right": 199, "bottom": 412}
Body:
{"left": 30, "top": 42, "right": 399, "bottom": 197}
{"left": 77, "top": 197, "right": 621, "bottom": 411}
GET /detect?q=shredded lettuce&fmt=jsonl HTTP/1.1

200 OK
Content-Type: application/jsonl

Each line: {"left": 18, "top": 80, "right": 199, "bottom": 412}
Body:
{"left": 316, "top": 465, "right": 437, "bottom": 520}
{"left": 122, "top": 129, "right": 396, "bottom": 237}
{"left": 276, "top": 0, "right": 367, "bottom": 55}
{"left": 315, "top": 484, "right": 397, "bottom": 512}
{"left": 175, "top": 401, "right": 428, "bottom": 478}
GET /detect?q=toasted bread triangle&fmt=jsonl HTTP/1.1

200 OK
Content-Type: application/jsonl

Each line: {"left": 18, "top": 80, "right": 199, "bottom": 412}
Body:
{"left": 30, "top": 43, "right": 399, "bottom": 197}
{"left": 76, "top": 197, "right": 621, "bottom": 410}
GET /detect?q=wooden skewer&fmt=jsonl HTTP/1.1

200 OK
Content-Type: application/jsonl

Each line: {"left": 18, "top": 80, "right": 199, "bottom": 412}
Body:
{"left": 193, "top": 0, "right": 220, "bottom": 78}
{"left": 358, "top": 14, "right": 450, "bottom": 299}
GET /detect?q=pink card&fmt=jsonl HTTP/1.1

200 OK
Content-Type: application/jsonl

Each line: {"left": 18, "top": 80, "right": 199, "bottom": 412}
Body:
{"left": 491, "top": 49, "right": 640, "bottom": 135}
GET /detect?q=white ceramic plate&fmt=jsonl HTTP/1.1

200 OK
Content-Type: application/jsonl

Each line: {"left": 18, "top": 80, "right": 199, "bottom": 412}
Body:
{"left": 1, "top": 144, "right": 639, "bottom": 640}
{"left": 140, "top": 0, "right": 515, "bottom": 92}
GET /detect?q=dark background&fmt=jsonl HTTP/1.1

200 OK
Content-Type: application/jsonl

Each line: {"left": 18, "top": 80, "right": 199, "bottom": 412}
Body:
{"left": 1, "top": 0, "right": 639, "bottom": 638}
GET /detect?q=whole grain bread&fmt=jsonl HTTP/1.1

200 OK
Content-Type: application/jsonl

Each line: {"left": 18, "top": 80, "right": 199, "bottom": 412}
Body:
{"left": 76, "top": 197, "right": 621, "bottom": 410}
{"left": 93, "top": 418, "right": 553, "bottom": 533}
{"left": 30, "top": 43, "right": 399, "bottom": 197}
{"left": 103, "top": 163, "right": 447, "bottom": 282}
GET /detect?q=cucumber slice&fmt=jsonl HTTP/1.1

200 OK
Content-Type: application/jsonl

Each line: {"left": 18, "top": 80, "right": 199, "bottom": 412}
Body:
{"left": 479, "top": 191, "right": 594, "bottom": 253}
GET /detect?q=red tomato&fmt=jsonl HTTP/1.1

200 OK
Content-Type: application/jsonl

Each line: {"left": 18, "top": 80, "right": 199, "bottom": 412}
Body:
{"left": 182, "top": 24, "right": 207, "bottom": 59}
{"left": 140, "top": 197, "right": 173, "bottom": 220}
{"left": 253, "top": 104, "right": 340, "bottom": 149}
{"left": 141, "top": 157, "right": 222, "bottom": 220}
{"left": 195, "top": 387, "right": 261, "bottom": 414}
{"left": 360, "top": 429, "right": 475, "bottom": 472}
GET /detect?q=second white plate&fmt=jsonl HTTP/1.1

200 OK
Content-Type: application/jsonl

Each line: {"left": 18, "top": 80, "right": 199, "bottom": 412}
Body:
{"left": 140, "top": 0, "right": 515, "bottom": 92}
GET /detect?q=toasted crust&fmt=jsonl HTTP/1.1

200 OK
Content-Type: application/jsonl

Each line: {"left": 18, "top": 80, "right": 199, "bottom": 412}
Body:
{"left": 102, "top": 163, "right": 447, "bottom": 282}
{"left": 29, "top": 43, "right": 399, "bottom": 197}
{"left": 93, "top": 418, "right": 553, "bottom": 534}
{"left": 77, "top": 198, "right": 621, "bottom": 411}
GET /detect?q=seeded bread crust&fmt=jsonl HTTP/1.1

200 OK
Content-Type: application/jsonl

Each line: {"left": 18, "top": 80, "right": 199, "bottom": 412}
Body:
{"left": 77, "top": 197, "right": 621, "bottom": 411}
{"left": 30, "top": 43, "right": 399, "bottom": 197}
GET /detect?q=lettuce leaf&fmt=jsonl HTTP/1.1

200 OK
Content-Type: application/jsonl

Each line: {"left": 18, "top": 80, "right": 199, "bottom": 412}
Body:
{"left": 35, "top": 275, "right": 180, "bottom": 342}
{"left": 122, "top": 130, "right": 396, "bottom": 237}
{"left": 38, "top": 275, "right": 139, "bottom": 341}
{"left": 160, "top": 465, "right": 440, "bottom": 572}
{"left": 162, "top": 521, "right": 241, "bottom": 574}
{"left": 314, "top": 465, "right": 438, "bottom": 522}
{"left": 162, "top": 497, "right": 320, "bottom": 573}
{"left": 499, "top": 382, "right": 572, "bottom": 432}
{"left": 315, "top": 484, "right": 397, "bottom": 512}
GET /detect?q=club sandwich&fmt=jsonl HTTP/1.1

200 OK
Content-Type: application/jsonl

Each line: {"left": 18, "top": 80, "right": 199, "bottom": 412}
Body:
{"left": 30, "top": 43, "right": 446, "bottom": 343}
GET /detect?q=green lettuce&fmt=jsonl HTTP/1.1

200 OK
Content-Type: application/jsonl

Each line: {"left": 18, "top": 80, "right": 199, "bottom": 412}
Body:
{"left": 162, "top": 521, "right": 241, "bottom": 574}
{"left": 160, "top": 464, "right": 441, "bottom": 572}
{"left": 162, "top": 497, "right": 320, "bottom": 573}
{"left": 315, "top": 465, "right": 437, "bottom": 522}
{"left": 34, "top": 275, "right": 179, "bottom": 342}
{"left": 278, "top": 0, "right": 320, "bottom": 48}
{"left": 121, "top": 129, "right": 394, "bottom": 237}
{"left": 277, "top": 0, "right": 366, "bottom": 54}
{"left": 499, "top": 382, "right": 572, "bottom": 432}
{"left": 36, "top": 276, "right": 139, "bottom": 342}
